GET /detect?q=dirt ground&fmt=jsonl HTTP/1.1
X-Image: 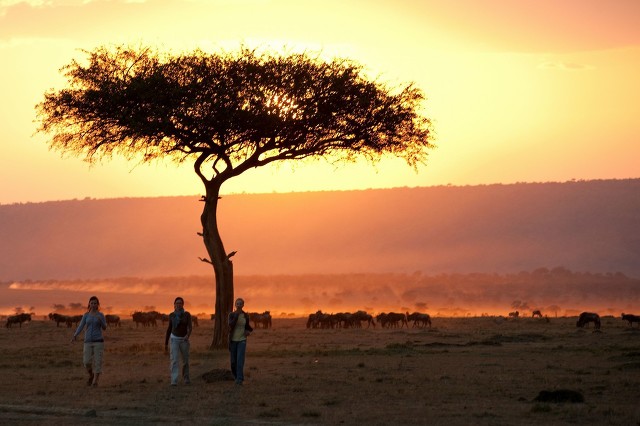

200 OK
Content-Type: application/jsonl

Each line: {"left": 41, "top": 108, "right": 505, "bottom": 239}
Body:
{"left": 1, "top": 315, "right": 639, "bottom": 425}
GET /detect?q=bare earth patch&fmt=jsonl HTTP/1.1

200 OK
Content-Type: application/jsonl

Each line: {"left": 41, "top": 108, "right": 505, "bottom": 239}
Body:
{"left": 1, "top": 316, "right": 639, "bottom": 425}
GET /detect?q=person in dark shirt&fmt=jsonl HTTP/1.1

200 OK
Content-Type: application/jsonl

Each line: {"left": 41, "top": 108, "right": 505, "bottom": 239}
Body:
{"left": 164, "top": 297, "right": 192, "bottom": 386}
{"left": 228, "top": 297, "right": 253, "bottom": 385}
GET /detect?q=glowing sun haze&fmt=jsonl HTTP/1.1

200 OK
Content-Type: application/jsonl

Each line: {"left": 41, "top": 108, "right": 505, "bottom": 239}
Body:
{"left": 0, "top": 0, "right": 638, "bottom": 204}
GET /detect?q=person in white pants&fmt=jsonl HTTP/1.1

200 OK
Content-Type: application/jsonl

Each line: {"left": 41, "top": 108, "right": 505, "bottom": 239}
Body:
{"left": 164, "top": 297, "right": 193, "bottom": 386}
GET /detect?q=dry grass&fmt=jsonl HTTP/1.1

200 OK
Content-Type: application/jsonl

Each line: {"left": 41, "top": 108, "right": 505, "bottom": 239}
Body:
{"left": 1, "top": 316, "right": 639, "bottom": 425}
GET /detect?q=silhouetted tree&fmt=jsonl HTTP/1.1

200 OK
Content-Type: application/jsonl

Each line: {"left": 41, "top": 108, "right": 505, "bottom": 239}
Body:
{"left": 415, "top": 302, "right": 428, "bottom": 311}
{"left": 52, "top": 304, "right": 66, "bottom": 312}
{"left": 36, "top": 45, "right": 434, "bottom": 348}
{"left": 69, "top": 302, "right": 83, "bottom": 311}
{"left": 547, "top": 304, "right": 561, "bottom": 318}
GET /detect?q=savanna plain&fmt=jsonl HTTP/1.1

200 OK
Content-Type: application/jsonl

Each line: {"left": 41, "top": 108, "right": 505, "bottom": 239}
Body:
{"left": 1, "top": 316, "right": 639, "bottom": 425}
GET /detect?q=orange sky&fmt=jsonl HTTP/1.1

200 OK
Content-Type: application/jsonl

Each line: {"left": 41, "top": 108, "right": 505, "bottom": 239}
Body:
{"left": 1, "top": 0, "right": 639, "bottom": 204}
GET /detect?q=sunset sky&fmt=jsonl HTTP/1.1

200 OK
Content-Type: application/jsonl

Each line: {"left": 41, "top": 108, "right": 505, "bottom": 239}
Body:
{"left": 1, "top": 0, "right": 639, "bottom": 204}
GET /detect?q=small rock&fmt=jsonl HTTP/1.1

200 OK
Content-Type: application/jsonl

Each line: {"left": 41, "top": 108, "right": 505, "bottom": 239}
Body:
{"left": 534, "top": 390, "right": 584, "bottom": 403}
{"left": 202, "top": 369, "right": 235, "bottom": 383}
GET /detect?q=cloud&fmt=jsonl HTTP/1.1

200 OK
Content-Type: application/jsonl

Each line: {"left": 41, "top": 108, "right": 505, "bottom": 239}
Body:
{"left": 0, "top": 0, "right": 156, "bottom": 40}
{"left": 9, "top": 280, "right": 163, "bottom": 294}
{"left": 0, "top": 0, "right": 45, "bottom": 12}
{"left": 538, "top": 61, "right": 593, "bottom": 71}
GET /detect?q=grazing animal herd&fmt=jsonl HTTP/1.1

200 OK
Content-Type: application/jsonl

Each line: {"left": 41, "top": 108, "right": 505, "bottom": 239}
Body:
{"left": 307, "top": 310, "right": 378, "bottom": 329}
{"left": 131, "top": 311, "right": 199, "bottom": 328}
{"left": 305, "top": 310, "right": 431, "bottom": 329}
{"left": 249, "top": 311, "right": 273, "bottom": 329}
{"left": 48, "top": 313, "right": 83, "bottom": 328}
{"left": 3, "top": 310, "right": 640, "bottom": 331}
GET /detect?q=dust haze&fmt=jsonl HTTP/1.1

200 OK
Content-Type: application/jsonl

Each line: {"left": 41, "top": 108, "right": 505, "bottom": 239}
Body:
{"left": 1, "top": 179, "right": 639, "bottom": 317}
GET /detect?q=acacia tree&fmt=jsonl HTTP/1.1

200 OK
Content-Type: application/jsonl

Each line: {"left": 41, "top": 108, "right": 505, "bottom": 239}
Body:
{"left": 36, "top": 46, "right": 434, "bottom": 348}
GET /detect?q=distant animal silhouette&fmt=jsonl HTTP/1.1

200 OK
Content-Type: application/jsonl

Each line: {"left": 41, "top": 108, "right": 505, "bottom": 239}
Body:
{"left": 48, "top": 312, "right": 71, "bottom": 327}
{"left": 351, "top": 310, "right": 376, "bottom": 328}
{"left": 576, "top": 312, "right": 601, "bottom": 329}
{"left": 508, "top": 311, "right": 519, "bottom": 319}
{"left": 158, "top": 313, "right": 170, "bottom": 325}
{"left": 106, "top": 314, "right": 121, "bottom": 327}
{"left": 621, "top": 313, "right": 640, "bottom": 327}
{"left": 532, "top": 310, "right": 543, "bottom": 318}
{"left": 332, "top": 312, "right": 353, "bottom": 328}
{"left": 377, "top": 312, "right": 408, "bottom": 328}
{"left": 132, "top": 311, "right": 157, "bottom": 328}
{"left": 307, "top": 311, "right": 332, "bottom": 329}
{"left": 5, "top": 313, "right": 31, "bottom": 328}
{"left": 65, "top": 315, "right": 82, "bottom": 328}
{"left": 407, "top": 312, "right": 432, "bottom": 328}
{"left": 249, "top": 311, "right": 272, "bottom": 329}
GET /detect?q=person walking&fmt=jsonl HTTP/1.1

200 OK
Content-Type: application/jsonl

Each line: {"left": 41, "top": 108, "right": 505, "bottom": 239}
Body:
{"left": 164, "top": 296, "right": 192, "bottom": 386}
{"left": 71, "top": 295, "right": 107, "bottom": 387}
{"left": 228, "top": 298, "right": 253, "bottom": 385}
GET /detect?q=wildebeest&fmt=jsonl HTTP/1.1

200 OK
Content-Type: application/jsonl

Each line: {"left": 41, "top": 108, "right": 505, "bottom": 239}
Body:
{"left": 5, "top": 313, "right": 31, "bottom": 328}
{"left": 508, "top": 311, "right": 519, "bottom": 319}
{"left": 48, "top": 312, "right": 71, "bottom": 327}
{"left": 621, "top": 313, "right": 640, "bottom": 327}
{"left": 106, "top": 314, "right": 121, "bottom": 327}
{"left": 65, "top": 315, "right": 83, "bottom": 328}
{"left": 375, "top": 312, "right": 389, "bottom": 328}
{"left": 132, "top": 311, "right": 157, "bottom": 327}
{"left": 306, "top": 312, "right": 319, "bottom": 328}
{"left": 307, "top": 310, "right": 333, "bottom": 329}
{"left": 351, "top": 310, "right": 375, "bottom": 328}
{"left": 576, "top": 312, "right": 601, "bottom": 329}
{"left": 532, "top": 310, "right": 543, "bottom": 318}
{"left": 407, "top": 312, "right": 432, "bottom": 328}
{"left": 376, "top": 312, "right": 408, "bottom": 328}
{"left": 332, "top": 312, "right": 354, "bottom": 328}
{"left": 249, "top": 311, "right": 271, "bottom": 329}
{"left": 148, "top": 311, "right": 166, "bottom": 326}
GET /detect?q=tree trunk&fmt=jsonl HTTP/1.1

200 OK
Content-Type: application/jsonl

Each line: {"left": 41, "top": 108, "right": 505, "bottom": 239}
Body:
{"left": 200, "top": 183, "right": 234, "bottom": 349}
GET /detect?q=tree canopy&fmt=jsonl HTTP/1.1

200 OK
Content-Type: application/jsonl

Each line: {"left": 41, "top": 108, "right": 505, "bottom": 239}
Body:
{"left": 37, "top": 46, "right": 433, "bottom": 185}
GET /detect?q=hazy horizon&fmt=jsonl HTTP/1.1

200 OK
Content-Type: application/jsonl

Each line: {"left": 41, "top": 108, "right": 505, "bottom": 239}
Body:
{"left": 3, "top": 268, "right": 639, "bottom": 319}
{"left": 3, "top": 177, "right": 638, "bottom": 206}
{"left": 2, "top": 179, "right": 638, "bottom": 320}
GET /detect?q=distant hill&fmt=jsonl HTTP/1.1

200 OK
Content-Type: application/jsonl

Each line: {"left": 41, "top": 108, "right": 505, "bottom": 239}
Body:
{"left": 1, "top": 179, "right": 639, "bottom": 281}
